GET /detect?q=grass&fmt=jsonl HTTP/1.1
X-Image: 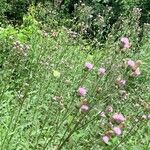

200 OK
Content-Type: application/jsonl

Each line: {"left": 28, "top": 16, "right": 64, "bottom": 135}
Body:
{"left": 0, "top": 7, "right": 150, "bottom": 150}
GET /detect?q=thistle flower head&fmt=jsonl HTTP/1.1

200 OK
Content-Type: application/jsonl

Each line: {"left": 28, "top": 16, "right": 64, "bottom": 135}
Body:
{"left": 78, "top": 87, "right": 87, "bottom": 96}
{"left": 132, "top": 67, "right": 141, "bottom": 76}
{"left": 113, "top": 127, "right": 122, "bottom": 136}
{"left": 85, "top": 62, "right": 93, "bottom": 71}
{"left": 112, "top": 113, "right": 126, "bottom": 123}
{"left": 81, "top": 104, "right": 89, "bottom": 112}
{"left": 120, "top": 37, "right": 130, "bottom": 48}
{"left": 98, "top": 68, "right": 106, "bottom": 75}
{"left": 102, "top": 135, "right": 109, "bottom": 144}
{"left": 127, "top": 59, "right": 135, "bottom": 68}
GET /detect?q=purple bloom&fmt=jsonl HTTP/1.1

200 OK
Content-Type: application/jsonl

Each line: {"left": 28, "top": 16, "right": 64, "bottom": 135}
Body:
{"left": 85, "top": 62, "right": 93, "bottom": 71}
{"left": 102, "top": 136, "right": 109, "bottom": 144}
{"left": 81, "top": 104, "right": 89, "bottom": 112}
{"left": 78, "top": 87, "right": 87, "bottom": 96}
{"left": 98, "top": 68, "right": 106, "bottom": 75}
{"left": 120, "top": 37, "right": 130, "bottom": 48}
{"left": 127, "top": 59, "right": 135, "bottom": 68}
{"left": 131, "top": 67, "right": 141, "bottom": 77}
{"left": 113, "top": 127, "right": 122, "bottom": 136}
{"left": 112, "top": 113, "right": 126, "bottom": 123}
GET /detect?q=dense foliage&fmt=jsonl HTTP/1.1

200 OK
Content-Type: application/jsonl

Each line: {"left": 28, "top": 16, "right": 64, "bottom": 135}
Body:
{"left": 0, "top": 0, "right": 150, "bottom": 149}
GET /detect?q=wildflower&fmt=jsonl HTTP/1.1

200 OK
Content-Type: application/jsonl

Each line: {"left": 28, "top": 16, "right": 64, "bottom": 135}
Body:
{"left": 98, "top": 68, "right": 106, "bottom": 75}
{"left": 127, "top": 59, "right": 142, "bottom": 71}
{"left": 85, "top": 62, "right": 93, "bottom": 71}
{"left": 102, "top": 135, "right": 109, "bottom": 144}
{"left": 78, "top": 87, "right": 87, "bottom": 96}
{"left": 127, "top": 60, "right": 136, "bottom": 69}
{"left": 105, "top": 106, "right": 113, "bottom": 113}
{"left": 120, "top": 37, "right": 130, "bottom": 49}
{"left": 112, "top": 113, "right": 126, "bottom": 123}
{"left": 147, "top": 115, "right": 150, "bottom": 119}
{"left": 131, "top": 67, "right": 141, "bottom": 77}
{"left": 81, "top": 104, "right": 89, "bottom": 112}
{"left": 113, "top": 127, "right": 122, "bottom": 136}
{"left": 116, "top": 77, "right": 126, "bottom": 87}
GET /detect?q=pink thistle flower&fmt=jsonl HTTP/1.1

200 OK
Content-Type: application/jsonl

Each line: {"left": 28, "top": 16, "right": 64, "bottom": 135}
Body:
{"left": 98, "top": 68, "right": 106, "bottom": 75}
{"left": 112, "top": 113, "right": 126, "bottom": 123}
{"left": 132, "top": 67, "right": 141, "bottom": 77}
{"left": 80, "top": 104, "right": 89, "bottom": 112}
{"left": 127, "top": 60, "right": 136, "bottom": 68}
{"left": 78, "top": 87, "right": 87, "bottom": 96}
{"left": 85, "top": 62, "right": 94, "bottom": 71}
{"left": 105, "top": 106, "right": 113, "bottom": 113}
{"left": 102, "top": 135, "right": 109, "bottom": 144}
{"left": 120, "top": 37, "right": 130, "bottom": 48}
{"left": 113, "top": 127, "right": 122, "bottom": 136}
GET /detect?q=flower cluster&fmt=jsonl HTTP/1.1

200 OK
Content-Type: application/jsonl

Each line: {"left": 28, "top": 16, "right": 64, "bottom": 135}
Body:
{"left": 85, "top": 62, "right": 94, "bottom": 71}
{"left": 78, "top": 63, "right": 107, "bottom": 112}
{"left": 120, "top": 37, "right": 130, "bottom": 49}
{"left": 76, "top": 36, "right": 142, "bottom": 145}
{"left": 112, "top": 113, "right": 126, "bottom": 123}
{"left": 127, "top": 59, "right": 141, "bottom": 77}
{"left": 78, "top": 87, "right": 87, "bottom": 97}
{"left": 102, "top": 112, "right": 126, "bottom": 144}
{"left": 84, "top": 62, "right": 106, "bottom": 75}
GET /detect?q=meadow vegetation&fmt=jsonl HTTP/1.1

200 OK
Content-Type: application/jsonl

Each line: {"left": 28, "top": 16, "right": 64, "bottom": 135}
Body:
{"left": 0, "top": 0, "right": 150, "bottom": 149}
